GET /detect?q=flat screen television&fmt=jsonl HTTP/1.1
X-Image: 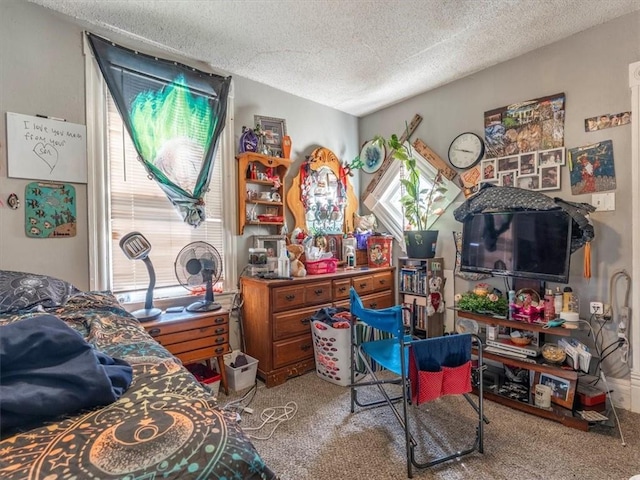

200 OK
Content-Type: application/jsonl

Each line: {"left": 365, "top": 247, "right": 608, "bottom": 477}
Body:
{"left": 460, "top": 210, "right": 573, "bottom": 283}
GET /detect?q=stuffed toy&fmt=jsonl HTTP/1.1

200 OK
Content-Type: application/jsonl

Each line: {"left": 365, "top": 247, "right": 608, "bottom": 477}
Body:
{"left": 286, "top": 244, "right": 307, "bottom": 277}
{"left": 426, "top": 276, "right": 445, "bottom": 316}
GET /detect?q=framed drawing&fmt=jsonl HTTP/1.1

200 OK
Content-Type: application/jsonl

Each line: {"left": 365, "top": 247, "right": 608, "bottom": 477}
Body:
{"left": 253, "top": 234, "right": 285, "bottom": 258}
{"left": 534, "top": 371, "right": 576, "bottom": 409}
{"left": 516, "top": 175, "right": 540, "bottom": 191}
{"left": 255, "top": 115, "right": 287, "bottom": 157}
{"left": 539, "top": 165, "right": 560, "bottom": 190}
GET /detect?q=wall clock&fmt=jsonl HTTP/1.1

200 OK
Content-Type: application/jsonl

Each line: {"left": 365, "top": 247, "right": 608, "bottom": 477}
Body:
{"left": 448, "top": 132, "right": 485, "bottom": 170}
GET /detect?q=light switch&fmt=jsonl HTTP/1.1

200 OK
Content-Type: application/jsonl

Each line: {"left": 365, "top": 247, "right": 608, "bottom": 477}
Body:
{"left": 592, "top": 192, "right": 615, "bottom": 211}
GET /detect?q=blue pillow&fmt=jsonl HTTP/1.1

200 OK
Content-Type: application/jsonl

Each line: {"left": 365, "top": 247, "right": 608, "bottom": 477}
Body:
{"left": 0, "top": 270, "right": 80, "bottom": 314}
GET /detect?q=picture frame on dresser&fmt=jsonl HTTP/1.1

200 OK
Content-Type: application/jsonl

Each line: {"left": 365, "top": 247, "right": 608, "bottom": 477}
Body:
{"left": 253, "top": 234, "right": 285, "bottom": 259}
{"left": 255, "top": 115, "right": 287, "bottom": 157}
{"left": 534, "top": 371, "right": 576, "bottom": 409}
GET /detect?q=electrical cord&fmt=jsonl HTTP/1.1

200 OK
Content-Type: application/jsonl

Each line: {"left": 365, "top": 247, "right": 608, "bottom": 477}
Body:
{"left": 241, "top": 401, "right": 298, "bottom": 440}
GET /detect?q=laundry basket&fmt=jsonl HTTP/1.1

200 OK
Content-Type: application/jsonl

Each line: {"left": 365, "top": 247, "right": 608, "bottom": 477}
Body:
{"left": 310, "top": 308, "right": 363, "bottom": 386}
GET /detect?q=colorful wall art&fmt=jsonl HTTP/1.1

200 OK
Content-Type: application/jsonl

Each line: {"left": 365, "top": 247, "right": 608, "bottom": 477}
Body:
{"left": 25, "top": 182, "right": 76, "bottom": 238}
{"left": 568, "top": 140, "right": 616, "bottom": 195}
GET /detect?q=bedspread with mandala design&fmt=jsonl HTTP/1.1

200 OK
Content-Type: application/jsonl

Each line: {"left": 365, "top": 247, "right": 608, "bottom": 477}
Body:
{"left": 0, "top": 290, "right": 276, "bottom": 480}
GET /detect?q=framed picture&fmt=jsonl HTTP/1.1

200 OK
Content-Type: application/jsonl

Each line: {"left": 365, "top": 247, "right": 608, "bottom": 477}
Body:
{"left": 499, "top": 170, "right": 516, "bottom": 188}
{"left": 538, "top": 147, "right": 565, "bottom": 167}
{"left": 480, "top": 159, "right": 496, "bottom": 181}
{"left": 497, "top": 156, "right": 519, "bottom": 172}
{"left": 518, "top": 152, "right": 538, "bottom": 176}
{"left": 516, "top": 175, "right": 540, "bottom": 191}
{"left": 534, "top": 371, "right": 576, "bottom": 409}
{"left": 539, "top": 165, "right": 560, "bottom": 190}
{"left": 254, "top": 115, "right": 287, "bottom": 157}
{"left": 253, "top": 234, "right": 285, "bottom": 258}
{"left": 325, "top": 234, "right": 343, "bottom": 261}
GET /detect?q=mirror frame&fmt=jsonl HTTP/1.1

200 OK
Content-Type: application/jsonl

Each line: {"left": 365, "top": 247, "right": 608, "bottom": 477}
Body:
{"left": 287, "top": 147, "right": 358, "bottom": 234}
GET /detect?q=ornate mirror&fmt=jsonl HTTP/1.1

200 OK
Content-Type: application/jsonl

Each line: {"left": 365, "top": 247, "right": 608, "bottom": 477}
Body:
{"left": 287, "top": 147, "right": 358, "bottom": 234}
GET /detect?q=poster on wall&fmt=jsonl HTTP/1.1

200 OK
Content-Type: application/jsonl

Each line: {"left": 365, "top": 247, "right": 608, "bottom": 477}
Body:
{"left": 24, "top": 182, "right": 77, "bottom": 238}
{"left": 567, "top": 140, "right": 616, "bottom": 195}
{"left": 484, "top": 93, "right": 565, "bottom": 159}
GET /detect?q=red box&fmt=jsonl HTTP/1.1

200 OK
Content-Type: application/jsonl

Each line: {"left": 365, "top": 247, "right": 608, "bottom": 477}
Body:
{"left": 367, "top": 235, "right": 393, "bottom": 268}
{"left": 577, "top": 383, "right": 607, "bottom": 407}
{"left": 305, "top": 258, "right": 338, "bottom": 275}
{"left": 186, "top": 363, "right": 221, "bottom": 385}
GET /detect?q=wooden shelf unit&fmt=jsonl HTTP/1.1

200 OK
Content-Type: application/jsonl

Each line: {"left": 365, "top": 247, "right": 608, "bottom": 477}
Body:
{"left": 457, "top": 309, "right": 590, "bottom": 430}
{"left": 398, "top": 257, "right": 445, "bottom": 338}
{"left": 237, "top": 152, "right": 291, "bottom": 235}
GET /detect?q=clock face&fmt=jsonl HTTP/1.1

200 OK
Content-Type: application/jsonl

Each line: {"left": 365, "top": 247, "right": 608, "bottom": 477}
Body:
{"left": 448, "top": 132, "right": 485, "bottom": 169}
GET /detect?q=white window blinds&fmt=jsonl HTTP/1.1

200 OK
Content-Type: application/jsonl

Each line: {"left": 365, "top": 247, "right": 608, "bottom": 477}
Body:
{"left": 107, "top": 93, "right": 225, "bottom": 295}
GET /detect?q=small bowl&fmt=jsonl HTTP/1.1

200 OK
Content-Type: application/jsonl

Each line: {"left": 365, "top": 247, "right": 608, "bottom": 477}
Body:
{"left": 542, "top": 344, "right": 567, "bottom": 364}
{"left": 510, "top": 335, "right": 532, "bottom": 346}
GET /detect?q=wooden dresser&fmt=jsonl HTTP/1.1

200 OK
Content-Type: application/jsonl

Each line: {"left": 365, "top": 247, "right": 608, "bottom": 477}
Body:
{"left": 240, "top": 266, "right": 395, "bottom": 387}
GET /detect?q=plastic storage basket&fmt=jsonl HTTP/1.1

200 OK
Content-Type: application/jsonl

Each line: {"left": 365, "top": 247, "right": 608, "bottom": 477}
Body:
{"left": 311, "top": 319, "right": 363, "bottom": 386}
{"left": 305, "top": 258, "right": 338, "bottom": 275}
{"left": 224, "top": 351, "right": 258, "bottom": 392}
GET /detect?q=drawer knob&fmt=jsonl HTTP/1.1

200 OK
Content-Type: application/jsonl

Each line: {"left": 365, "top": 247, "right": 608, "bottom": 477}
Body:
{"left": 379, "top": 279, "right": 386, "bottom": 285}
{"left": 301, "top": 343, "right": 312, "bottom": 351}
{"left": 369, "top": 302, "right": 378, "bottom": 309}
{"left": 301, "top": 317, "right": 311, "bottom": 325}
{"left": 214, "top": 317, "right": 226, "bottom": 324}
{"left": 215, "top": 327, "right": 225, "bottom": 334}
{"left": 215, "top": 346, "right": 225, "bottom": 354}
{"left": 314, "top": 289, "right": 324, "bottom": 296}
{"left": 148, "top": 328, "right": 161, "bottom": 336}
{"left": 286, "top": 294, "right": 296, "bottom": 301}
{"left": 359, "top": 283, "right": 367, "bottom": 288}
{"left": 214, "top": 337, "right": 225, "bottom": 344}
{"left": 339, "top": 286, "right": 347, "bottom": 292}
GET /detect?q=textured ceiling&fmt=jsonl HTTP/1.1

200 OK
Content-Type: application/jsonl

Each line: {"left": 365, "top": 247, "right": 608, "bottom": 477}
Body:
{"left": 28, "top": 0, "right": 640, "bottom": 117}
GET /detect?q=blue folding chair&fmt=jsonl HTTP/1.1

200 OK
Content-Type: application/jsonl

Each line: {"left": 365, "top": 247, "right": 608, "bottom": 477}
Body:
{"left": 349, "top": 287, "right": 488, "bottom": 478}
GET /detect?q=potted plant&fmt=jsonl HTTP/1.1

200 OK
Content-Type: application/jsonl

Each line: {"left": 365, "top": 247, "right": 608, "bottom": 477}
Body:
{"left": 374, "top": 131, "right": 448, "bottom": 258}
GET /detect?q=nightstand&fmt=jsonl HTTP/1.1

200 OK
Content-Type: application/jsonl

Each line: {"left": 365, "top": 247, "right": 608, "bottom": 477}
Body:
{"left": 143, "top": 308, "right": 230, "bottom": 395}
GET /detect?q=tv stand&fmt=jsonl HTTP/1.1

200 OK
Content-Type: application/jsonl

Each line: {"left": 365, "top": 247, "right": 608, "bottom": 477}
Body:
{"left": 456, "top": 309, "right": 591, "bottom": 431}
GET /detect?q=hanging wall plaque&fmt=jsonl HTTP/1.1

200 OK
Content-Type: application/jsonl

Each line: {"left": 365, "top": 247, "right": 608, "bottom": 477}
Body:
{"left": 25, "top": 182, "right": 76, "bottom": 238}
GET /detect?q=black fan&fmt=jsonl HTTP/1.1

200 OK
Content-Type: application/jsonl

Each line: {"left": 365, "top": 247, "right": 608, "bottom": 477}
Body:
{"left": 175, "top": 241, "right": 223, "bottom": 312}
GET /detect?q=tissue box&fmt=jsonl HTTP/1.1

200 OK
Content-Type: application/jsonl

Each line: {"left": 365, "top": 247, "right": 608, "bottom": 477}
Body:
{"left": 367, "top": 235, "right": 393, "bottom": 268}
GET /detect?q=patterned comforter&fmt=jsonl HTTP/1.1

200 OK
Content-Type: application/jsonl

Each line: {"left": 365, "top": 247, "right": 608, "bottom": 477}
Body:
{"left": 0, "top": 291, "right": 276, "bottom": 480}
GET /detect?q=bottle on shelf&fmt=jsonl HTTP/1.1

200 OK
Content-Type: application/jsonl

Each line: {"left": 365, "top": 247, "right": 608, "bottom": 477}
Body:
{"left": 554, "top": 287, "right": 563, "bottom": 318}
{"left": 345, "top": 245, "right": 356, "bottom": 270}
{"left": 562, "top": 286, "right": 572, "bottom": 312}
{"left": 342, "top": 233, "right": 357, "bottom": 264}
{"left": 277, "top": 240, "right": 290, "bottom": 277}
{"left": 544, "top": 289, "right": 555, "bottom": 321}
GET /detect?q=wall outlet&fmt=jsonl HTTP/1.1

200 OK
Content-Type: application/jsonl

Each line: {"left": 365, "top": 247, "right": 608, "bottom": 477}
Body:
{"left": 590, "top": 301, "right": 604, "bottom": 315}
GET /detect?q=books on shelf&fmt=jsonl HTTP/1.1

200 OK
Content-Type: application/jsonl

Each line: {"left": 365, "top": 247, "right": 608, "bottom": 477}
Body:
{"left": 402, "top": 294, "right": 428, "bottom": 332}
{"left": 399, "top": 267, "right": 427, "bottom": 295}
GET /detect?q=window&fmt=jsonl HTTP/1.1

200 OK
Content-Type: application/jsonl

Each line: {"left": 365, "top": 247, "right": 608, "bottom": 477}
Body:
{"left": 85, "top": 38, "right": 236, "bottom": 301}
{"left": 362, "top": 142, "right": 460, "bottom": 250}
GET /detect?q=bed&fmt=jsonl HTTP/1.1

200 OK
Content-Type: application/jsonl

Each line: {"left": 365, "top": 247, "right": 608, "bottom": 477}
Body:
{"left": 0, "top": 270, "right": 276, "bottom": 480}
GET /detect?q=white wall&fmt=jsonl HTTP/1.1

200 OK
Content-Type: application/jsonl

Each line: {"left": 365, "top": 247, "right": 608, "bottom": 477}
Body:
{"left": 0, "top": 1, "right": 359, "bottom": 292}
{"left": 360, "top": 11, "right": 640, "bottom": 379}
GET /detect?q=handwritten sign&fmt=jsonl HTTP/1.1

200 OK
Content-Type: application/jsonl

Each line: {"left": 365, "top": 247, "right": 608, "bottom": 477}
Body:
{"left": 6, "top": 112, "right": 87, "bottom": 183}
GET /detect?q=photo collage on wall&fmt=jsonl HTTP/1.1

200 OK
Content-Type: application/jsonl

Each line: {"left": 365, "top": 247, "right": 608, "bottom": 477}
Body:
{"left": 482, "top": 93, "right": 566, "bottom": 192}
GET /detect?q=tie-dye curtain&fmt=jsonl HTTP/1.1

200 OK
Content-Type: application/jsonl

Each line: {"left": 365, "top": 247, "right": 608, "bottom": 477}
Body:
{"left": 87, "top": 32, "right": 231, "bottom": 226}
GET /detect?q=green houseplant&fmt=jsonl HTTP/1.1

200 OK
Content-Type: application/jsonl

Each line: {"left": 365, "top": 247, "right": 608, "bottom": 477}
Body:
{"left": 374, "top": 131, "right": 448, "bottom": 257}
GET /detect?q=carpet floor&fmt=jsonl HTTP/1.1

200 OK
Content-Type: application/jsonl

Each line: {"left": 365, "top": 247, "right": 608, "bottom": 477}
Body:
{"left": 225, "top": 372, "right": 640, "bottom": 480}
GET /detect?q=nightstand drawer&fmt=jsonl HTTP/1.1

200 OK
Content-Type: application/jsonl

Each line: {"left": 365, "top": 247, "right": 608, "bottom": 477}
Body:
{"left": 145, "top": 316, "right": 218, "bottom": 337}
{"left": 165, "top": 333, "right": 229, "bottom": 355}
{"left": 273, "top": 334, "right": 314, "bottom": 368}
{"left": 176, "top": 344, "right": 230, "bottom": 365}
{"left": 152, "top": 324, "right": 228, "bottom": 346}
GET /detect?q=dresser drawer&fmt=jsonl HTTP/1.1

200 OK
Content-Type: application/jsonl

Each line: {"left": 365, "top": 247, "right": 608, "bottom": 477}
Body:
{"left": 273, "top": 334, "right": 314, "bottom": 368}
{"left": 303, "top": 281, "right": 333, "bottom": 306}
{"left": 175, "top": 343, "right": 230, "bottom": 364}
{"left": 352, "top": 275, "right": 374, "bottom": 295}
{"left": 333, "top": 278, "right": 351, "bottom": 300}
{"left": 272, "top": 285, "right": 307, "bottom": 312}
{"left": 273, "top": 304, "right": 328, "bottom": 340}
{"left": 372, "top": 271, "right": 394, "bottom": 292}
{"left": 361, "top": 291, "right": 395, "bottom": 310}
